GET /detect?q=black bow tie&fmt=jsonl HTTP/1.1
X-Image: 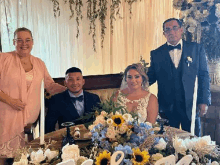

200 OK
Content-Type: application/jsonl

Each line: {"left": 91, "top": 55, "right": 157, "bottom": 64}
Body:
{"left": 168, "top": 44, "right": 181, "bottom": 51}
{"left": 71, "top": 95, "right": 84, "bottom": 102}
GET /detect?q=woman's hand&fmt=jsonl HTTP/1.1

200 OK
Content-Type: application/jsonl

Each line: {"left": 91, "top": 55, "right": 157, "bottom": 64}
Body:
{"left": 7, "top": 98, "right": 26, "bottom": 111}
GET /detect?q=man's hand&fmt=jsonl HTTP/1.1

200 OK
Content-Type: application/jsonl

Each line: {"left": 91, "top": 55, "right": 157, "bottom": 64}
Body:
{"left": 7, "top": 98, "right": 26, "bottom": 111}
{"left": 198, "top": 104, "right": 208, "bottom": 117}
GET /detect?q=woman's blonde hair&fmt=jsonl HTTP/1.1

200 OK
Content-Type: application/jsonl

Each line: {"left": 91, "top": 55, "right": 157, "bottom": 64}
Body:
{"left": 123, "top": 63, "right": 149, "bottom": 90}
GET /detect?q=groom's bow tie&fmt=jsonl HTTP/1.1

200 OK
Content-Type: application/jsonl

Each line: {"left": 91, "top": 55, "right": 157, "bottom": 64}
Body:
{"left": 168, "top": 44, "right": 181, "bottom": 51}
{"left": 71, "top": 95, "right": 84, "bottom": 102}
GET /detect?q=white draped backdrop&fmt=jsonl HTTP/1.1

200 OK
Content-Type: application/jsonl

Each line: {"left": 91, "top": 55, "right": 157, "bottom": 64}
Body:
{"left": 0, "top": 0, "right": 179, "bottom": 85}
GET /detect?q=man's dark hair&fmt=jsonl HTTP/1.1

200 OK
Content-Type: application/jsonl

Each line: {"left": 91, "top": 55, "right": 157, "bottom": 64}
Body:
{"left": 14, "top": 27, "right": 33, "bottom": 38}
{"left": 65, "top": 67, "right": 82, "bottom": 75}
{"left": 163, "top": 18, "right": 182, "bottom": 31}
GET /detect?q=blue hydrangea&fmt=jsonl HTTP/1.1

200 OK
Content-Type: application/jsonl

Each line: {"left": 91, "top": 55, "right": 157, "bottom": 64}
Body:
{"left": 139, "top": 122, "right": 152, "bottom": 130}
{"left": 100, "top": 128, "right": 107, "bottom": 139}
{"left": 123, "top": 159, "right": 132, "bottom": 165}
{"left": 153, "top": 137, "right": 160, "bottom": 145}
{"left": 100, "top": 140, "right": 111, "bottom": 151}
{"left": 115, "top": 144, "right": 133, "bottom": 156}
{"left": 130, "top": 134, "right": 141, "bottom": 145}
{"left": 93, "top": 123, "right": 103, "bottom": 130}
{"left": 133, "top": 124, "right": 141, "bottom": 134}
{"left": 139, "top": 134, "right": 148, "bottom": 144}
{"left": 91, "top": 132, "right": 99, "bottom": 142}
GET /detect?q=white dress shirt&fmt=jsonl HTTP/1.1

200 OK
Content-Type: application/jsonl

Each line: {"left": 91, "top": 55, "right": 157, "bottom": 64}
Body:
{"left": 167, "top": 39, "right": 183, "bottom": 68}
{"left": 68, "top": 90, "right": 84, "bottom": 116}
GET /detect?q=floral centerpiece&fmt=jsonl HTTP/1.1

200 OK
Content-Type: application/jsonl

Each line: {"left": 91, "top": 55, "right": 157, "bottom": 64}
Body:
{"left": 88, "top": 111, "right": 153, "bottom": 164}
{"left": 14, "top": 97, "right": 220, "bottom": 164}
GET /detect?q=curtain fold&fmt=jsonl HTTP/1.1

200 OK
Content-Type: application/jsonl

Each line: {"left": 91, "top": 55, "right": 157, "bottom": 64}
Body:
{"left": 0, "top": 0, "right": 179, "bottom": 78}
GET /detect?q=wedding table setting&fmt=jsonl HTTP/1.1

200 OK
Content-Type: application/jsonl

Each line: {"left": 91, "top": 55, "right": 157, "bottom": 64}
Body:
{"left": 13, "top": 112, "right": 220, "bottom": 165}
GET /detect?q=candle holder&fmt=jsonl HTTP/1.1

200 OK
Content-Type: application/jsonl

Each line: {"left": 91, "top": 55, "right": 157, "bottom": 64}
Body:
{"left": 156, "top": 118, "right": 168, "bottom": 134}
{"left": 61, "top": 122, "right": 75, "bottom": 147}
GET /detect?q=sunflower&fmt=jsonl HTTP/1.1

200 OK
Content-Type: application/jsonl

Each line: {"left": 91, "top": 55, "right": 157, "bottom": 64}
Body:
{"left": 111, "top": 114, "right": 125, "bottom": 127}
{"left": 95, "top": 150, "right": 111, "bottom": 165}
{"left": 132, "top": 148, "right": 150, "bottom": 165}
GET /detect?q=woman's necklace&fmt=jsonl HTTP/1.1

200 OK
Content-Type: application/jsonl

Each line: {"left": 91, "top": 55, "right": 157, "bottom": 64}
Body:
{"left": 20, "top": 56, "right": 30, "bottom": 65}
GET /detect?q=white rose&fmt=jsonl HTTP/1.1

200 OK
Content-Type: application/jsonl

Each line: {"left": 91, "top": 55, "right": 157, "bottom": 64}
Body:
{"left": 62, "top": 144, "right": 80, "bottom": 162}
{"left": 211, "top": 161, "right": 219, "bottom": 165}
{"left": 122, "top": 113, "right": 133, "bottom": 122}
{"left": 145, "top": 122, "right": 152, "bottom": 127}
{"left": 88, "top": 124, "right": 95, "bottom": 130}
{"left": 13, "top": 154, "right": 28, "bottom": 165}
{"left": 44, "top": 148, "right": 59, "bottom": 162}
{"left": 107, "top": 118, "right": 113, "bottom": 125}
{"left": 94, "top": 115, "right": 106, "bottom": 125}
{"left": 115, "top": 111, "right": 120, "bottom": 115}
{"left": 101, "top": 111, "right": 107, "bottom": 117}
{"left": 154, "top": 138, "right": 167, "bottom": 150}
{"left": 119, "top": 123, "right": 128, "bottom": 134}
{"left": 183, "top": 138, "right": 194, "bottom": 150}
{"left": 30, "top": 149, "right": 46, "bottom": 164}
{"left": 173, "top": 136, "right": 187, "bottom": 155}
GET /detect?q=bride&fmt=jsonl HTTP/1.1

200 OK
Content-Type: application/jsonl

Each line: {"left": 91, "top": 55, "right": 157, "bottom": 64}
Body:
{"left": 114, "top": 63, "right": 158, "bottom": 124}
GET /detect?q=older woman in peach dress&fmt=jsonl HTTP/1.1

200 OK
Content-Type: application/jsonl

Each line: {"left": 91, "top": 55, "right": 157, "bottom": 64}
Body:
{"left": 0, "top": 27, "right": 66, "bottom": 163}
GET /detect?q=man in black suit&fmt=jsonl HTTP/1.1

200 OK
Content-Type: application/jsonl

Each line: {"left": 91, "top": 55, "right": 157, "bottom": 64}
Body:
{"left": 45, "top": 67, "right": 101, "bottom": 133}
{"left": 147, "top": 18, "right": 211, "bottom": 136}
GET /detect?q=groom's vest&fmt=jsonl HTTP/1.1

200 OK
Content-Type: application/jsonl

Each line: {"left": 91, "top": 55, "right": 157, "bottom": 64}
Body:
{"left": 169, "top": 54, "right": 186, "bottom": 115}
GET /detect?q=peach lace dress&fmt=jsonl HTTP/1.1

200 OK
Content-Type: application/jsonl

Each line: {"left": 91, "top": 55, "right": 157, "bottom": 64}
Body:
{"left": 116, "top": 91, "right": 151, "bottom": 123}
{"left": 0, "top": 70, "right": 33, "bottom": 158}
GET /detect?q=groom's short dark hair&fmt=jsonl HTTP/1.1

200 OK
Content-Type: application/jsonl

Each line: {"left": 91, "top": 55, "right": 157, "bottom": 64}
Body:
{"left": 65, "top": 67, "right": 82, "bottom": 75}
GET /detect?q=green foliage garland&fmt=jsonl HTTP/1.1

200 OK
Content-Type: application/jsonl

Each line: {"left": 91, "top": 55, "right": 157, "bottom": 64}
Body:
{"left": 50, "top": 0, "right": 141, "bottom": 51}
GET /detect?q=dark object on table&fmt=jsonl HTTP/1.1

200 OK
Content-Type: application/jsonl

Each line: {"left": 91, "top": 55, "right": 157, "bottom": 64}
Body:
{"left": 157, "top": 118, "right": 169, "bottom": 134}
{"left": 61, "top": 122, "right": 75, "bottom": 147}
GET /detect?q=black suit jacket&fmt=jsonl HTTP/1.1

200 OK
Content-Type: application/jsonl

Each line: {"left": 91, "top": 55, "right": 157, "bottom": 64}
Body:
{"left": 45, "top": 90, "right": 101, "bottom": 133}
{"left": 147, "top": 40, "right": 211, "bottom": 120}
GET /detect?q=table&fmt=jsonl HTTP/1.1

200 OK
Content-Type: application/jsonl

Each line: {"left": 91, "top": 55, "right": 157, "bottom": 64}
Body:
{"left": 27, "top": 124, "right": 91, "bottom": 150}
{"left": 27, "top": 125, "right": 192, "bottom": 151}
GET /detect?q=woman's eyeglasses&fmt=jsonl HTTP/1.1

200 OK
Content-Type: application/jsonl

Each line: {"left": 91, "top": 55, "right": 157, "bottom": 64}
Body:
{"left": 14, "top": 39, "right": 33, "bottom": 44}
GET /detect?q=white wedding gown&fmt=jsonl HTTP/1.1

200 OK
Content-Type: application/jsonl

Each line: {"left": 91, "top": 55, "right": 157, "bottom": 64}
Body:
{"left": 116, "top": 91, "right": 151, "bottom": 123}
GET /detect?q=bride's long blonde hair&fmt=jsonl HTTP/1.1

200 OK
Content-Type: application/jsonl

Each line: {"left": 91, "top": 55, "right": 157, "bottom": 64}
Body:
{"left": 123, "top": 63, "right": 149, "bottom": 90}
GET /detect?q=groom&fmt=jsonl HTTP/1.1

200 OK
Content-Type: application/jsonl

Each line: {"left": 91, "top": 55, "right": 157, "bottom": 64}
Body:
{"left": 45, "top": 67, "right": 101, "bottom": 133}
{"left": 147, "top": 18, "right": 211, "bottom": 136}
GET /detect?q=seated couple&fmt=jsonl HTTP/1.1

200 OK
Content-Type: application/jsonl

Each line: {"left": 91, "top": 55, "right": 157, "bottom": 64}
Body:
{"left": 45, "top": 65, "right": 158, "bottom": 133}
